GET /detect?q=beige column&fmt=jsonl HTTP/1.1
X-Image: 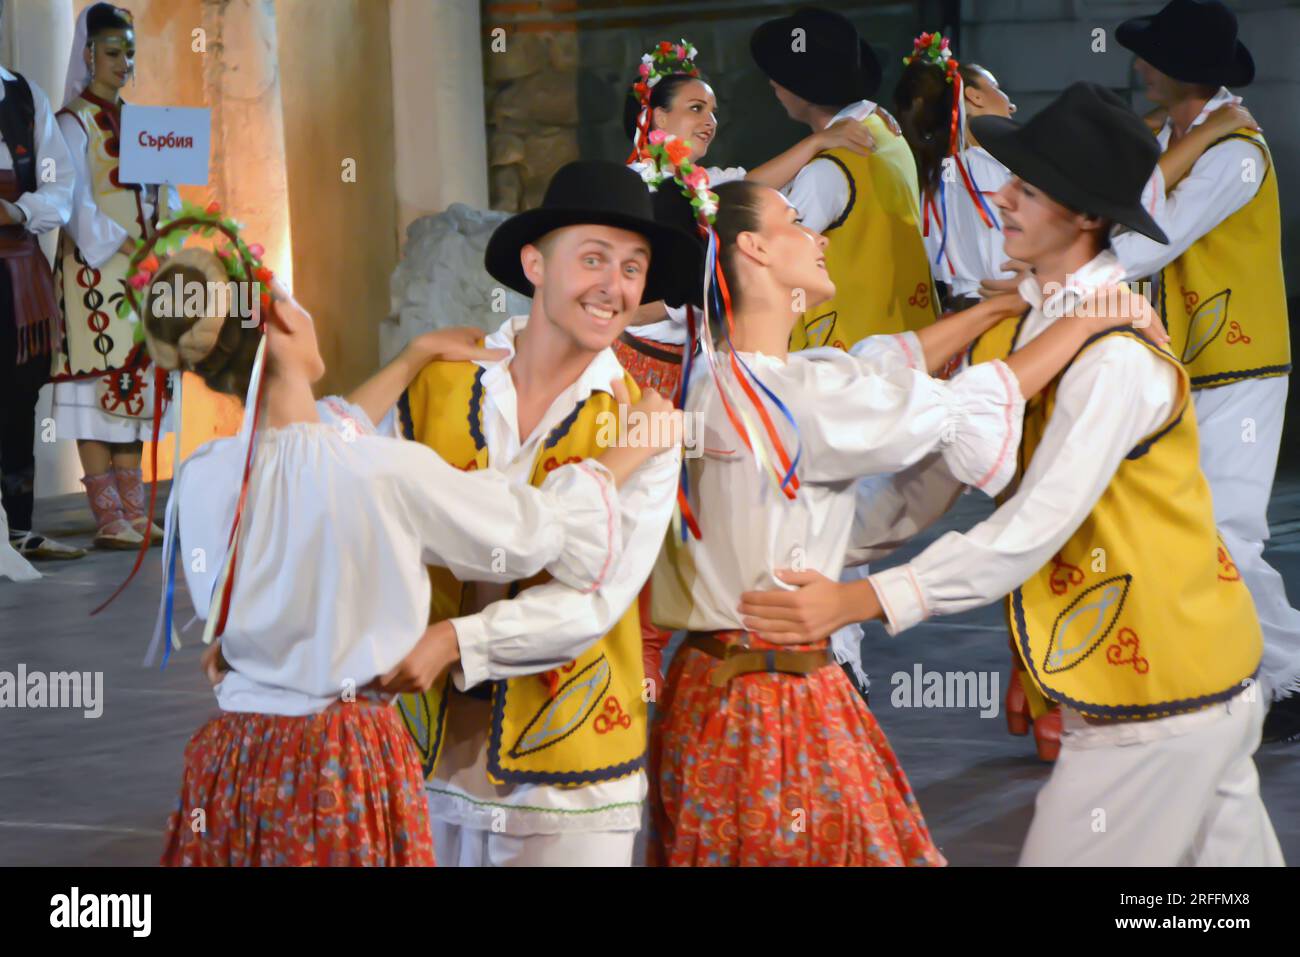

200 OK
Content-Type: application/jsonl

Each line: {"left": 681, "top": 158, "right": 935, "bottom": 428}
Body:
{"left": 2, "top": 0, "right": 74, "bottom": 106}
{"left": 388, "top": 0, "right": 489, "bottom": 237}
{"left": 201, "top": 0, "right": 293, "bottom": 284}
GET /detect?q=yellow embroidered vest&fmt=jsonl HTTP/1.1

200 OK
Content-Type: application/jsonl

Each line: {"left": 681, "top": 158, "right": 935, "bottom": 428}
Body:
{"left": 55, "top": 93, "right": 156, "bottom": 378}
{"left": 396, "top": 359, "right": 648, "bottom": 785}
{"left": 970, "top": 316, "right": 1262, "bottom": 718}
{"left": 789, "top": 112, "right": 937, "bottom": 352}
{"left": 1158, "top": 130, "right": 1290, "bottom": 389}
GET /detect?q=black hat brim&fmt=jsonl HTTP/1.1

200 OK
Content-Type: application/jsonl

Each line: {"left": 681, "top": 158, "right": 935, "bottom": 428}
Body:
{"left": 972, "top": 115, "right": 1169, "bottom": 245}
{"left": 1116, "top": 16, "right": 1255, "bottom": 88}
{"left": 484, "top": 207, "right": 704, "bottom": 305}
{"left": 749, "top": 20, "right": 882, "bottom": 104}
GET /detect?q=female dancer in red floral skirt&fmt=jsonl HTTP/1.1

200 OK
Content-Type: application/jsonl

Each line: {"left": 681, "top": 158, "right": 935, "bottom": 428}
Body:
{"left": 128, "top": 221, "right": 658, "bottom": 865}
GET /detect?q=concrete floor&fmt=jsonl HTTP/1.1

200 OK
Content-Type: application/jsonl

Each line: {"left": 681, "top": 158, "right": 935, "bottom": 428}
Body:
{"left": 1, "top": 476, "right": 1298, "bottom": 866}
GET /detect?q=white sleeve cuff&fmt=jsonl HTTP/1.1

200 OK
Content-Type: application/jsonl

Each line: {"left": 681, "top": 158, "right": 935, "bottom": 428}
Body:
{"left": 937, "top": 358, "right": 1025, "bottom": 496}
{"left": 869, "top": 565, "right": 929, "bottom": 635}
{"left": 537, "top": 459, "right": 623, "bottom": 592}
{"left": 450, "top": 614, "right": 490, "bottom": 690}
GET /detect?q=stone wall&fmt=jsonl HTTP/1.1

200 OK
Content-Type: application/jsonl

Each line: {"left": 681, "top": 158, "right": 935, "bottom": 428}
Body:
{"left": 480, "top": 1, "right": 922, "bottom": 210}
{"left": 482, "top": 3, "right": 580, "bottom": 211}
{"left": 574, "top": 2, "right": 922, "bottom": 180}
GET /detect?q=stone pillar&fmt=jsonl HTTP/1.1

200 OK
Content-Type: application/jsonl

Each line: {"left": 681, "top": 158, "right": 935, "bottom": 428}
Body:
{"left": 389, "top": 0, "right": 488, "bottom": 236}
{"left": 201, "top": 0, "right": 293, "bottom": 284}
{"left": 2, "top": 0, "right": 74, "bottom": 108}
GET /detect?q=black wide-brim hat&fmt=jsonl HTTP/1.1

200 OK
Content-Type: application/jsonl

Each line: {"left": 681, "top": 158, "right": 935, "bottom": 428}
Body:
{"left": 1117, "top": 0, "right": 1254, "bottom": 88}
{"left": 970, "top": 82, "right": 1169, "bottom": 244}
{"left": 750, "top": 7, "right": 883, "bottom": 106}
{"left": 484, "top": 161, "right": 704, "bottom": 305}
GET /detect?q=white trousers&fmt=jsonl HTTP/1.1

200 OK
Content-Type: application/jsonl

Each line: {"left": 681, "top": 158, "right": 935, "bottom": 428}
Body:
{"left": 1019, "top": 688, "right": 1283, "bottom": 866}
{"left": 431, "top": 818, "right": 638, "bottom": 867}
{"left": 1194, "top": 376, "right": 1300, "bottom": 700}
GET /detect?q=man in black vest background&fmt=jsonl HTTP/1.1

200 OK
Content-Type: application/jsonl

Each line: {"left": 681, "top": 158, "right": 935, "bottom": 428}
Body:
{"left": 0, "top": 2, "right": 83, "bottom": 564}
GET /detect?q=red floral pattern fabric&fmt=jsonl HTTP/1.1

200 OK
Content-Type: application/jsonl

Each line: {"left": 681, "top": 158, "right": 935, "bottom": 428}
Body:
{"left": 162, "top": 700, "right": 435, "bottom": 866}
{"left": 611, "top": 335, "right": 683, "bottom": 401}
{"left": 649, "top": 638, "right": 946, "bottom": 867}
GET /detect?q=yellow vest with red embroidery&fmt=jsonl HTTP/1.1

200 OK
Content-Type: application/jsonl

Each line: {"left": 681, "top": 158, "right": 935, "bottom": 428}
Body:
{"left": 789, "top": 112, "right": 937, "bottom": 352}
{"left": 1158, "top": 129, "right": 1289, "bottom": 389}
{"left": 396, "top": 358, "right": 647, "bottom": 785}
{"left": 55, "top": 93, "right": 156, "bottom": 377}
{"left": 969, "top": 316, "right": 1261, "bottom": 718}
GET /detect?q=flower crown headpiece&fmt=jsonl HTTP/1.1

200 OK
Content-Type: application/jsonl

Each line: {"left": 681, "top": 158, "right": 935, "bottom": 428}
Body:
{"left": 902, "top": 30, "right": 957, "bottom": 80}
{"left": 120, "top": 200, "right": 274, "bottom": 323}
{"left": 902, "top": 31, "right": 1000, "bottom": 268}
{"left": 100, "top": 202, "right": 278, "bottom": 674}
{"left": 626, "top": 39, "right": 701, "bottom": 163}
{"left": 640, "top": 130, "right": 718, "bottom": 227}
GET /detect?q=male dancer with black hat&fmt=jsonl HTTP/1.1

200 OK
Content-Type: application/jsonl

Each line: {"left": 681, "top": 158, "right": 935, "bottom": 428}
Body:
{"left": 751, "top": 6, "right": 936, "bottom": 352}
{"left": 1109, "top": 0, "right": 1300, "bottom": 743}
{"left": 738, "top": 83, "right": 1283, "bottom": 865}
{"left": 391, "top": 161, "right": 696, "bottom": 866}
{"left": 0, "top": 22, "right": 83, "bottom": 564}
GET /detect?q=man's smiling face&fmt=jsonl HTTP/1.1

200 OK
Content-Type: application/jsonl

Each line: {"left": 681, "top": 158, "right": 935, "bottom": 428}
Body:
{"left": 523, "top": 224, "right": 651, "bottom": 353}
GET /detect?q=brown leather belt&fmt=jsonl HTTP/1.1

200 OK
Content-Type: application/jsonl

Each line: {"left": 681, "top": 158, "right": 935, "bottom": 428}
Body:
{"left": 685, "top": 632, "right": 835, "bottom": 687}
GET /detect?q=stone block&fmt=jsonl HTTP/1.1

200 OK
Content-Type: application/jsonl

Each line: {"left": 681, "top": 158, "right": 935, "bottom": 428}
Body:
{"left": 383, "top": 202, "right": 530, "bottom": 362}
{"left": 490, "top": 163, "right": 522, "bottom": 212}
{"left": 520, "top": 127, "right": 580, "bottom": 196}
{"left": 489, "top": 131, "right": 526, "bottom": 167}
{"left": 492, "top": 71, "right": 579, "bottom": 127}
{"left": 485, "top": 31, "right": 548, "bottom": 83}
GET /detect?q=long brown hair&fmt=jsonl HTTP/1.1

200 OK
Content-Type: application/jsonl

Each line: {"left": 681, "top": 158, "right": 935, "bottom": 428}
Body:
{"left": 711, "top": 180, "right": 767, "bottom": 311}
{"left": 141, "top": 260, "right": 263, "bottom": 400}
{"left": 893, "top": 59, "right": 986, "bottom": 199}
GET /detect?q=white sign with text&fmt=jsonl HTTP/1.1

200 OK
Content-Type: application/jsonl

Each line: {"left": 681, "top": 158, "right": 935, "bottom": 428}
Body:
{"left": 119, "top": 104, "right": 211, "bottom": 186}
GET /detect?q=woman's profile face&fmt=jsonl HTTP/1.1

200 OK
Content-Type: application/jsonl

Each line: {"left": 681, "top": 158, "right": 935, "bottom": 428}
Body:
{"left": 86, "top": 28, "right": 136, "bottom": 94}
{"left": 756, "top": 189, "right": 835, "bottom": 310}
{"left": 653, "top": 79, "right": 718, "bottom": 162}
{"left": 966, "top": 67, "right": 1016, "bottom": 118}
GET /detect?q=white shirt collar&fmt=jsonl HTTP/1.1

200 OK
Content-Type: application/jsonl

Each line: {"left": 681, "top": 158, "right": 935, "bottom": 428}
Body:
{"left": 481, "top": 314, "right": 626, "bottom": 398}
{"left": 1018, "top": 249, "right": 1125, "bottom": 318}
{"left": 825, "top": 99, "right": 877, "bottom": 130}
{"left": 1159, "top": 86, "right": 1238, "bottom": 143}
{"left": 0, "top": 66, "right": 14, "bottom": 83}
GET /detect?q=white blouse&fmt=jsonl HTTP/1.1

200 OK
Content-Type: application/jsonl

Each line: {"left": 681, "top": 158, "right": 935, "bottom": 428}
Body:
{"left": 652, "top": 333, "right": 1024, "bottom": 632}
{"left": 180, "top": 396, "right": 623, "bottom": 717}
{"left": 922, "top": 146, "right": 1015, "bottom": 299}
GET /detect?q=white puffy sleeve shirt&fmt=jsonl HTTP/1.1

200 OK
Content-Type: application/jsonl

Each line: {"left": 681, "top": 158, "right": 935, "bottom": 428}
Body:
{"left": 177, "top": 397, "right": 623, "bottom": 715}
{"left": 0, "top": 70, "right": 72, "bottom": 235}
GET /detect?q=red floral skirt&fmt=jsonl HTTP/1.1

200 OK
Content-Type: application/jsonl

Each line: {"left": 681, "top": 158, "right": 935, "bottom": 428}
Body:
{"left": 649, "top": 636, "right": 946, "bottom": 867}
{"left": 612, "top": 332, "right": 684, "bottom": 401}
{"left": 162, "top": 699, "right": 435, "bottom": 866}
